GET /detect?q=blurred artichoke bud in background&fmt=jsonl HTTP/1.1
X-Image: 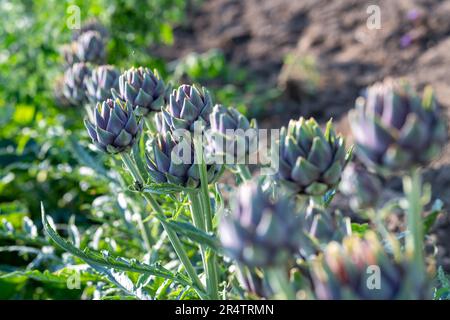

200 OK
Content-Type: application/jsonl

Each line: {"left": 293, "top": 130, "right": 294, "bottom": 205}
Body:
{"left": 340, "top": 161, "right": 383, "bottom": 211}
{"left": 277, "top": 118, "right": 349, "bottom": 195}
{"left": 349, "top": 79, "right": 447, "bottom": 174}
{"left": 53, "top": 75, "right": 72, "bottom": 108}
{"left": 61, "top": 42, "right": 80, "bottom": 68}
{"left": 72, "top": 19, "right": 108, "bottom": 41}
{"left": 146, "top": 132, "right": 221, "bottom": 188}
{"left": 311, "top": 232, "right": 431, "bottom": 300}
{"left": 302, "top": 205, "right": 349, "bottom": 246}
{"left": 63, "top": 62, "right": 91, "bottom": 106}
{"left": 112, "top": 67, "right": 166, "bottom": 116}
{"left": 163, "top": 84, "right": 213, "bottom": 132}
{"left": 236, "top": 265, "right": 272, "bottom": 298}
{"left": 219, "top": 180, "right": 305, "bottom": 268}
{"left": 85, "top": 65, "right": 120, "bottom": 104}
{"left": 84, "top": 99, "right": 143, "bottom": 154}
{"left": 208, "top": 104, "right": 258, "bottom": 163}
{"left": 75, "top": 31, "right": 106, "bottom": 64}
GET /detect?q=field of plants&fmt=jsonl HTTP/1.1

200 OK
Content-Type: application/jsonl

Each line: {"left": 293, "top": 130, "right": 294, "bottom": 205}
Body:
{"left": 1, "top": 0, "right": 450, "bottom": 301}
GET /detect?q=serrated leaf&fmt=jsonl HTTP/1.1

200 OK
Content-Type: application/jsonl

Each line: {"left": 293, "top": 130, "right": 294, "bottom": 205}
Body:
{"left": 41, "top": 203, "right": 203, "bottom": 295}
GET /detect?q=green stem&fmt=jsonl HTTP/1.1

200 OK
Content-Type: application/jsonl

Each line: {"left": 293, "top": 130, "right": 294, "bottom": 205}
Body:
{"left": 119, "top": 153, "right": 152, "bottom": 252}
{"left": 142, "top": 192, "right": 207, "bottom": 299}
{"left": 194, "top": 137, "right": 219, "bottom": 299}
{"left": 267, "top": 268, "right": 296, "bottom": 300}
{"left": 236, "top": 164, "right": 252, "bottom": 182}
{"left": 404, "top": 167, "right": 425, "bottom": 276}
{"left": 120, "top": 152, "right": 207, "bottom": 298}
{"left": 188, "top": 192, "right": 209, "bottom": 290}
{"left": 120, "top": 152, "right": 144, "bottom": 189}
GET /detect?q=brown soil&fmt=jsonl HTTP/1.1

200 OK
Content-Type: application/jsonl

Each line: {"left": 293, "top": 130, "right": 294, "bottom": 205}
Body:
{"left": 152, "top": 0, "right": 450, "bottom": 271}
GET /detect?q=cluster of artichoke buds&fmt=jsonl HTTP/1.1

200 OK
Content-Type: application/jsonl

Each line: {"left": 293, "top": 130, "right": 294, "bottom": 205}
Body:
{"left": 112, "top": 67, "right": 167, "bottom": 116}
{"left": 207, "top": 104, "right": 258, "bottom": 163}
{"left": 311, "top": 232, "right": 431, "bottom": 300}
{"left": 277, "top": 117, "right": 349, "bottom": 196}
{"left": 163, "top": 85, "right": 213, "bottom": 132}
{"left": 340, "top": 161, "right": 383, "bottom": 211}
{"left": 349, "top": 79, "right": 447, "bottom": 174}
{"left": 84, "top": 99, "right": 143, "bottom": 154}
{"left": 63, "top": 62, "right": 91, "bottom": 105}
{"left": 219, "top": 180, "right": 307, "bottom": 268}
{"left": 85, "top": 65, "right": 120, "bottom": 104}
{"left": 145, "top": 131, "right": 222, "bottom": 188}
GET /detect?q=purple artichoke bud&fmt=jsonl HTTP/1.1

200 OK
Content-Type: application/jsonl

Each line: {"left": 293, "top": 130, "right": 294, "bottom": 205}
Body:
{"left": 61, "top": 42, "right": 80, "bottom": 68}
{"left": 146, "top": 132, "right": 221, "bottom": 188}
{"left": 84, "top": 99, "right": 143, "bottom": 154}
{"left": 75, "top": 31, "right": 106, "bottom": 64}
{"left": 72, "top": 19, "right": 108, "bottom": 41}
{"left": 208, "top": 104, "right": 258, "bottom": 162}
{"left": 349, "top": 79, "right": 447, "bottom": 174}
{"left": 311, "top": 232, "right": 432, "bottom": 299}
{"left": 63, "top": 62, "right": 91, "bottom": 105}
{"left": 302, "top": 206, "right": 348, "bottom": 245}
{"left": 112, "top": 67, "right": 166, "bottom": 116}
{"left": 154, "top": 112, "right": 170, "bottom": 135}
{"left": 277, "top": 117, "right": 349, "bottom": 196}
{"left": 219, "top": 181, "right": 305, "bottom": 268}
{"left": 340, "top": 162, "right": 383, "bottom": 210}
{"left": 162, "top": 84, "right": 213, "bottom": 132}
{"left": 85, "top": 65, "right": 120, "bottom": 104}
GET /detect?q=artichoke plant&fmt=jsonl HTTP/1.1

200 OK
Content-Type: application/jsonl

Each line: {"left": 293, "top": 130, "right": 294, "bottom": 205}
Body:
{"left": 163, "top": 85, "right": 213, "bottom": 132}
{"left": 219, "top": 181, "right": 305, "bottom": 268}
{"left": 311, "top": 232, "right": 431, "bottom": 300}
{"left": 146, "top": 131, "right": 221, "bottom": 188}
{"left": 112, "top": 67, "right": 166, "bottom": 116}
{"left": 75, "top": 31, "right": 106, "bottom": 64}
{"left": 349, "top": 79, "right": 447, "bottom": 174}
{"left": 85, "top": 65, "right": 120, "bottom": 104}
{"left": 208, "top": 104, "right": 258, "bottom": 162}
{"left": 340, "top": 162, "right": 383, "bottom": 210}
{"left": 63, "top": 62, "right": 91, "bottom": 105}
{"left": 84, "top": 99, "right": 143, "bottom": 154}
{"left": 277, "top": 118, "right": 349, "bottom": 195}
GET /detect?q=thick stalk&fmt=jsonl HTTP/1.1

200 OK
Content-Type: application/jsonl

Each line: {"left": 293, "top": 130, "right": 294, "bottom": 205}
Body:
{"left": 120, "top": 152, "right": 207, "bottom": 297}
{"left": 404, "top": 167, "right": 425, "bottom": 276}
{"left": 194, "top": 137, "right": 219, "bottom": 299}
{"left": 236, "top": 164, "right": 252, "bottom": 182}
